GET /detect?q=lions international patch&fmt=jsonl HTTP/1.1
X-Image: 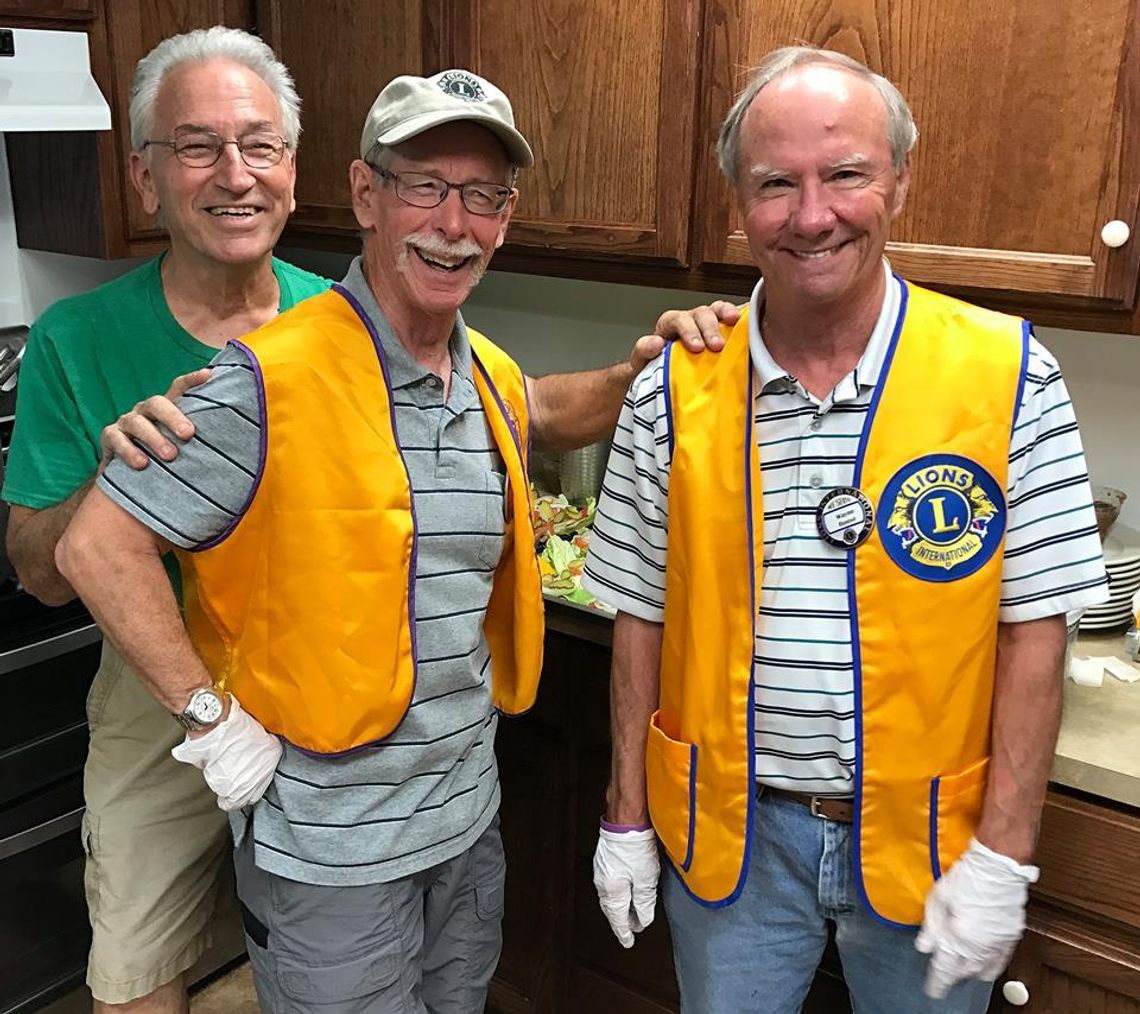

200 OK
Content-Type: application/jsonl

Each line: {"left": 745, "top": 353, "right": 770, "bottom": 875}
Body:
{"left": 437, "top": 71, "right": 486, "bottom": 103}
{"left": 876, "top": 454, "right": 1006, "bottom": 582}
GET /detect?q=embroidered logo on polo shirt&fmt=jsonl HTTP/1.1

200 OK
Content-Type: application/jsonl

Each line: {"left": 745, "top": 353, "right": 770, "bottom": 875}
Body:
{"left": 877, "top": 454, "right": 1006, "bottom": 581}
{"left": 438, "top": 71, "right": 485, "bottom": 103}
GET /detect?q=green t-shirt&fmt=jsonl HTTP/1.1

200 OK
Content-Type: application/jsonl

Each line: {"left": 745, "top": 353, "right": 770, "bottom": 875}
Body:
{"left": 2, "top": 254, "right": 329, "bottom": 588}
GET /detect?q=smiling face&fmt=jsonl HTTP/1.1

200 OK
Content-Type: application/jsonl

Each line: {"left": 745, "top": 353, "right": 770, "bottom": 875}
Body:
{"left": 735, "top": 64, "right": 909, "bottom": 317}
{"left": 129, "top": 58, "right": 297, "bottom": 269}
{"left": 350, "top": 121, "right": 515, "bottom": 335}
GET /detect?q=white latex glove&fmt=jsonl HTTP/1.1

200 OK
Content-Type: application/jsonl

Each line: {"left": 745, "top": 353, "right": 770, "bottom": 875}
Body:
{"left": 171, "top": 696, "right": 282, "bottom": 811}
{"left": 915, "top": 837, "right": 1039, "bottom": 999}
{"left": 593, "top": 825, "right": 660, "bottom": 948}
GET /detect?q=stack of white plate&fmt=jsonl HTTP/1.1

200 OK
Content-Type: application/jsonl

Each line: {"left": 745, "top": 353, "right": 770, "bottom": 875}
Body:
{"left": 1081, "top": 522, "right": 1140, "bottom": 632}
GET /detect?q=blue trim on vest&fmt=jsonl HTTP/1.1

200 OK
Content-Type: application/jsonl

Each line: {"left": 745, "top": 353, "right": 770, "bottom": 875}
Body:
{"left": 662, "top": 343, "right": 675, "bottom": 463}
{"left": 849, "top": 277, "right": 919, "bottom": 930}
{"left": 332, "top": 282, "right": 421, "bottom": 727}
{"left": 681, "top": 743, "right": 698, "bottom": 871}
{"left": 662, "top": 346, "right": 758, "bottom": 909}
{"left": 929, "top": 777, "right": 943, "bottom": 881}
{"left": 737, "top": 358, "right": 759, "bottom": 902}
{"left": 1013, "top": 321, "right": 1032, "bottom": 443}
{"left": 191, "top": 338, "right": 267, "bottom": 552}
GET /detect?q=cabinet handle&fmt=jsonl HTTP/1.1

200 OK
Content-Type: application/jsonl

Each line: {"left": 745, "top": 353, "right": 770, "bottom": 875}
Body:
{"left": 1002, "top": 979, "right": 1030, "bottom": 1006}
{"left": 1101, "top": 220, "right": 1131, "bottom": 248}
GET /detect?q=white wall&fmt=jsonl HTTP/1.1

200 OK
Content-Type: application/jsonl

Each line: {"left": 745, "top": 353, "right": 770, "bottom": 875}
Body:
{"left": 22, "top": 245, "right": 1140, "bottom": 528}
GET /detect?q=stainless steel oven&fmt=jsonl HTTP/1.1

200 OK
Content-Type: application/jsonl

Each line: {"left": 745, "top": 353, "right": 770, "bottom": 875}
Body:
{"left": 1, "top": 367, "right": 104, "bottom": 1013}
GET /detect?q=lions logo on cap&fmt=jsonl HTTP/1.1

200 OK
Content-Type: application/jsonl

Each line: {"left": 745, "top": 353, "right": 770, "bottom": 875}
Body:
{"left": 876, "top": 454, "right": 1006, "bottom": 582}
{"left": 438, "top": 71, "right": 485, "bottom": 103}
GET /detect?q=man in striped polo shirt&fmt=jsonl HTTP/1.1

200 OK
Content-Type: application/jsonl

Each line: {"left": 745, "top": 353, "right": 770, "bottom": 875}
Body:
{"left": 584, "top": 47, "right": 1108, "bottom": 1013}
{"left": 55, "top": 70, "right": 726, "bottom": 1013}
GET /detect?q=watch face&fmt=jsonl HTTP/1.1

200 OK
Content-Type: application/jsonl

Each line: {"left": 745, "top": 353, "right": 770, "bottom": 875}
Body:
{"left": 190, "top": 690, "right": 224, "bottom": 725}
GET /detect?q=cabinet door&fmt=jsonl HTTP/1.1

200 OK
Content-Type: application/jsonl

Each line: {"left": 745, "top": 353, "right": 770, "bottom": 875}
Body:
{"left": 105, "top": 0, "right": 254, "bottom": 243}
{"left": 451, "top": 0, "right": 701, "bottom": 265}
{"left": 996, "top": 926, "right": 1140, "bottom": 1012}
{"left": 695, "top": 0, "right": 1140, "bottom": 309}
{"left": 257, "top": 0, "right": 446, "bottom": 236}
{"left": 0, "top": 1, "right": 94, "bottom": 17}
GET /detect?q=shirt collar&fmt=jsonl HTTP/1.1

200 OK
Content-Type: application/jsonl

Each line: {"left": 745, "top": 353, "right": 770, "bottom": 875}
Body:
{"left": 746, "top": 259, "right": 901, "bottom": 397}
{"left": 338, "top": 256, "right": 474, "bottom": 392}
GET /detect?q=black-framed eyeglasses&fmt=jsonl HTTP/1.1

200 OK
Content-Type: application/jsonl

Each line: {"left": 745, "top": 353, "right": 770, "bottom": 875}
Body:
{"left": 369, "top": 165, "right": 513, "bottom": 216}
{"left": 142, "top": 131, "right": 289, "bottom": 169}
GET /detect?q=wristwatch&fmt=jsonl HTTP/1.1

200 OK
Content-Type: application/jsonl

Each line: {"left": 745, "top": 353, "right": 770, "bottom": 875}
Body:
{"left": 174, "top": 686, "right": 227, "bottom": 732}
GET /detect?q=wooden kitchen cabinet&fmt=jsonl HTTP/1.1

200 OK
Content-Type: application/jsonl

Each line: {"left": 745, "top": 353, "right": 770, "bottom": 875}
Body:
{"left": 4, "top": 0, "right": 254, "bottom": 258}
{"left": 0, "top": 1, "right": 94, "bottom": 18}
{"left": 694, "top": 0, "right": 1140, "bottom": 314}
{"left": 257, "top": 0, "right": 448, "bottom": 238}
{"left": 105, "top": 0, "right": 254, "bottom": 244}
{"left": 449, "top": 0, "right": 701, "bottom": 265}
{"left": 996, "top": 921, "right": 1140, "bottom": 1012}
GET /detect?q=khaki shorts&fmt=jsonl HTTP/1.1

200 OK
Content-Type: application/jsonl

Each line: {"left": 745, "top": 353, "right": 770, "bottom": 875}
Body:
{"left": 82, "top": 641, "right": 242, "bottom": 1004}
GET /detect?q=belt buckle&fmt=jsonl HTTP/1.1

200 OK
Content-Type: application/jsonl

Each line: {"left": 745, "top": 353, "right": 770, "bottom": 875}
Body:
{"left": 809, "top": 796, "right": 827, "bottom": 820}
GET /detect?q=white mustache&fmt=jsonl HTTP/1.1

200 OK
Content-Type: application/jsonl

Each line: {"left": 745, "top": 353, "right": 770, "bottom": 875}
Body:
{"left": 399, "top": 232, "right": 490, "bottom": 286}
{"left": 405, "top": 233, "right": 483, "bottom": 262}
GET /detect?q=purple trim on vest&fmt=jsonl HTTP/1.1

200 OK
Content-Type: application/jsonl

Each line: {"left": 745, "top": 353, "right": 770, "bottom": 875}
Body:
{"left": 848, "top": 276, "right": 915, "bottom": 930}
{"left": 601, "top": 819, "right": 653, "bottom": 833}
{"left": 190, "top": 338, "right": 268, "bottom": 552}
{"left": 329, "top": 282, "right": 420, "bottom": 747}
{"left": 521, "top": 368, "right": 534, "bottom": 477}
{"left": 472, "top": 352, "right": 524, "bottom": 460}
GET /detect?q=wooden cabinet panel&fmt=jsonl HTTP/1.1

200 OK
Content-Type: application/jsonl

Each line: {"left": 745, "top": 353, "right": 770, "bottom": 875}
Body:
{"left": 452, "top": 0, "right": 700, "bottom": 265}
{"left": 1033, "top": 793, "right": 1140, "bottom": 933}
{"left": 258, "top": 0, "right": 446, "bottom": 236}
{"left": 0, "top": 0, "right": 94, "bottom": 17}
{"left": 104, "top": 0, "right": 253, "bottom": 243}
{"left": 695, "top": 0, "right": 1140, "bottom": 308}
{"left": 998, "top": 924, "right": 1140, "bottom": 1012}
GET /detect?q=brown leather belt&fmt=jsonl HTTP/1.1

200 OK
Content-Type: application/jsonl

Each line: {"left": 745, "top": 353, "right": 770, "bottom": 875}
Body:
{"left": 763, "top": 786, "right": 855, "bottom": 824}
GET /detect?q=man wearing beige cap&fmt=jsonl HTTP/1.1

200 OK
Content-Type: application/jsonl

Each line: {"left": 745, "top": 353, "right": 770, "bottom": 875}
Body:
{"left": 57, "top": 68, "right": 727, "bottom": 1013}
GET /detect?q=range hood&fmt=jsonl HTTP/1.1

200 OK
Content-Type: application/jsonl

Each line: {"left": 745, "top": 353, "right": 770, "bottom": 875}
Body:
{"left": 0, "top": 27, "right": 111, "bottom": 328}
{"left": 0, "top": 27, "right": 111, "bottom": 131}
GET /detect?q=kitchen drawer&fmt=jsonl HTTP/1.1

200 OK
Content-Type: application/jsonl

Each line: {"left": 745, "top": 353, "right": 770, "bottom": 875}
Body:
{"left": 997, "top": 921, "right": 1140, "bottom": 1012}
{"left": 1033, "top": 791, "right": 1140, "bottom": 932}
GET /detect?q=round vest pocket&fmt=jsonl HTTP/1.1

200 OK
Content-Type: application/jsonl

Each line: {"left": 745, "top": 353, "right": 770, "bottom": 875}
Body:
{"left": 645, "top": 709, "right": 697, "bottom": 870}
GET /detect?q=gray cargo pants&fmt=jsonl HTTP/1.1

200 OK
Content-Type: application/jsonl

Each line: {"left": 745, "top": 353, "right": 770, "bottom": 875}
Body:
{"left": 233, "top": 817, "right": 506, "bottom": 1012}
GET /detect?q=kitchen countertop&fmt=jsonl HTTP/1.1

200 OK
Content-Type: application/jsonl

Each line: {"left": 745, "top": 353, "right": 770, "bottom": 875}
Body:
{"left": 542, "top": 597, "right": 1140, "bottom": 811}
{"left": 1053, "top": 631, "right": 1140, "bottom": 808}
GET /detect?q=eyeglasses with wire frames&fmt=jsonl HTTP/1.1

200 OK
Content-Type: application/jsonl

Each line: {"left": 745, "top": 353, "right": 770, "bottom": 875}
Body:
{"left": 142, "top": 131, "right": 290, "bottom": 169}
{"left": 368, "top": 164, "right": 514, "bottom": 216}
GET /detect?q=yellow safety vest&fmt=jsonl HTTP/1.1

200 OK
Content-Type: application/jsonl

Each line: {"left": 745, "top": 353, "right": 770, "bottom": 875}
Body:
{"left": 175, "top": 285, "right": 545, "bottom": 755}
{"left": 648, "top": 280, "right": 1027, "bottom": 925}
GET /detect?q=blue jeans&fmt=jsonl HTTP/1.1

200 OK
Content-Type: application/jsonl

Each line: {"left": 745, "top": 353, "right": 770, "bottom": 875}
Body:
{"left": 663, "top": 788, "right": 995, "bottom": 1014}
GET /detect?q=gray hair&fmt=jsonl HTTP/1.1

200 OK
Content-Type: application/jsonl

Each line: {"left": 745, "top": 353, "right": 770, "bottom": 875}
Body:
{"left": 129, "top": 26, "right": 301, "bottom": 151}
{"left": 717, "top": 46, "right": 917, "bottom": 187}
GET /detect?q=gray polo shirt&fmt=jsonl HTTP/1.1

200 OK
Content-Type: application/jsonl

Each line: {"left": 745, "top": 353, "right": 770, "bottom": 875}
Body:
{"left": 99, "top": 257, "right": 507, "bottom": 886}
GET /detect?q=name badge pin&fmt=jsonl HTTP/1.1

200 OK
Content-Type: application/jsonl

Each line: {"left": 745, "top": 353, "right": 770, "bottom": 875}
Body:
{"left": 816, "top": 487, "right": 874, "bottom": 550}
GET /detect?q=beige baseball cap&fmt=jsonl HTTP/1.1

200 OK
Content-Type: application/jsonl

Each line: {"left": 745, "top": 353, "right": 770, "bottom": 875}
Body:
{"left": 360, "top": 69, "right": 534, "bottom": 168}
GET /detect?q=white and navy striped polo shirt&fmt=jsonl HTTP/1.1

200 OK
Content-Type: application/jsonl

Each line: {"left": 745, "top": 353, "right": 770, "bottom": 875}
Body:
{"left": 99, "top": 258, "right": 508, "bottom": 886}
{"left": 582, "top": 263, "right": 1109, "bottom": 796}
